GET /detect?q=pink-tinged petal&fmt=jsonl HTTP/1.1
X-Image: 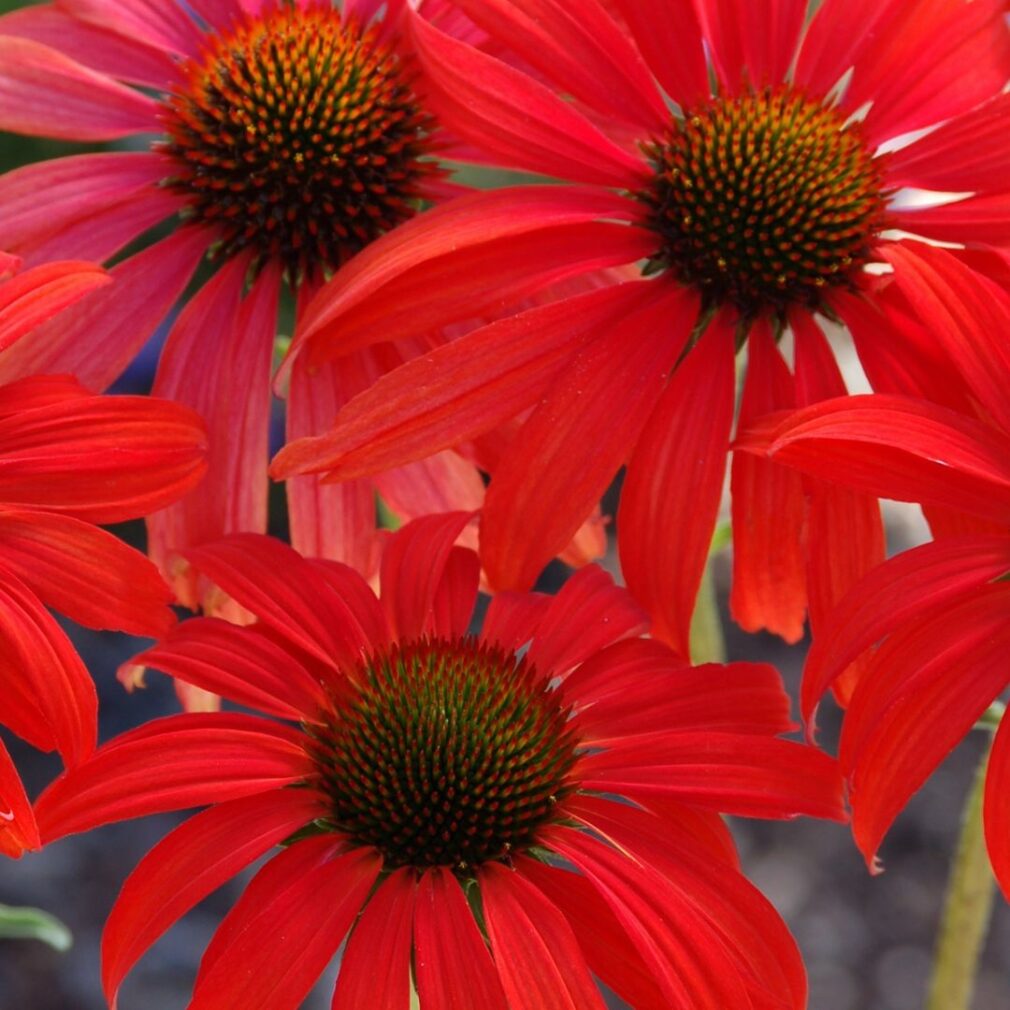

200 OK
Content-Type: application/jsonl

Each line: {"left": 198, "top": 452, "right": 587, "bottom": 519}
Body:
{"left": 185, "top": 0, "right": 243, "bottom": 35}
{"left": 801, "top": 534, "right": 1010, "bottom": 729}
{"left": 545, "top": 826, "right": 751, "bottom": 1010}
{"left": 609, "top": 0, "right": 708, "bottom": 107}
{"left": 558, "top": 506, "right": 608, "bottom": 570}
{"left": 479, "top": 590, "right": 551, "bottom": 652}
{"left": 18, "top": 184, "right": 180, "bottom": 268}
{"left": 149, "top": 259, "right": 278, "bottom": 603}
{"left": 844, "top": 584, "right": 1010, "bottom": 867}
{"left": 895, "top": 192, "right": 1010, "bottom": 248}
{"left": 34, "top": 713, "right": 312, "bottom": 844}
{"left": 409, "top": 11, "right": 647, "bottom": 187}
{"left": 694, "top": 0, "right": 806, "bottom": 91}
{"left": 58, "top": 0, "right": 200, "bottom": 58}
{"left": 331, "top": 869, "right": 415, "bottom": 1010}
{"left": 190, "top": 839, "right": 380, "bottom": 1010}
{"left": 414, "top": 866, "right": 509, "bottom": 1010}
{"left": 581, "top": 731, "right": 845, "bottom": 821}
{"left": 515, "top": 859, "right": 669, "bottom": 1010}
{"left": 855, "top": 0, "right": 1010, "bottom": 147}
{"left": 275, "top": 282, "right": 653, "bottom": 482}
{"left": 445, "top": 0, "right": 668, "bottom": 133}
{"left": 0, "top": 568, "right": 95, "bottom": 764}
{"left": 293, "top": 187, "right": 651, "bottom": 363}
{"left": 379, "top": 512, "right": 475, "bottom": 640}
{"left": 527, "top": 566, "right": 648, "bottom": 678}
{"left": 0, "top": 509, "right": 175, "bottom": 638}
{"left": 102, "top": 788, "right": 324, "bottom": 1008}
{"left": 619, "top": 313, "right": 734, "bottom": 657}
{"left": 569, "top": 797, "right": 806, "bottom": 1010}
{"left": 480, "top": 863, "right": 607, "bottom": 1010}
{"left": 0, "top": 227, "right": 207, "bottom": 391}
{"left": 0, "top": 37, "right": 160, "bottom": 140}
{"left": 482, "top": 283, "right": 689, "bottom": 591}
{"left": 130, "top": 617, "right": 327, "bottom": 721}
{"left": 886, "top": 92, "right": 1010, "bottom": 193}
{"left": 375, "top": 451, "right": 485, "bottom": 528}
{"left": 183, "top": 534, "right": 381, "bottom": 673}
{"left": 738, "top": 395, "right": 1010, "bottom": 525}
{"left": 0, "top": 260, "right": 109, "bottom": 351}
{"left": 984, "top": 716, "right": 1010, "bottom": 901}
{"left": 285, "top": 352, "right": 379, "bottom": 572}
{"left": 0, "top": 385, "right": 209, "bottom": 524}
{"left": 729, "top": 321, "right": 806, "bottom": 643}
{"left": 568, "top": 642, "right": 793, "bottom": 741}
{"left": 0, "top": 737, "right": 40, "bottom": 858}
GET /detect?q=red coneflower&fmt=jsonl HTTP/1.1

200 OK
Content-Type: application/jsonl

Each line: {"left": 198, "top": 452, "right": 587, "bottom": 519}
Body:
{"left": 0, "top": 256, "right": 208, "bottom": 859}
{"left": 0, "top": 0, "right": 569, "bottom": 600}
{"left": 35, "top": 516, "right": 844, "bottom": 1008}
{"left": 273, "top": 0, "right": 1010, "bottom": 659}
{"left": 737, "top": 245, "right": 1010, "bottom": 897}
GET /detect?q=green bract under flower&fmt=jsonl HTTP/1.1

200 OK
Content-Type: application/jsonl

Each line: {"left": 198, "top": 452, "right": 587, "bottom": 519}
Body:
{"left": 639, "top": 87, "right": 890, "bottom": 318}
{"left": 313, "top": 637, "right": 580, "bottom": 870}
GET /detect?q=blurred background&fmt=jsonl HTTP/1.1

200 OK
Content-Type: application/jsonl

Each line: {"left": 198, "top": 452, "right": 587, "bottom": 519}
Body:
{"left": 1, "top": 0, "right": 1008, "bottom": 1006}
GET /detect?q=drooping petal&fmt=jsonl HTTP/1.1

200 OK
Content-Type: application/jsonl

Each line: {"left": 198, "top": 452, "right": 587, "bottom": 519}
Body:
{"left": 0, "top": 567, "right": 96, "bottom": 765}
{"left": 443, "top": 0, "right": 668, "bottom": 133}
{"left": 129, "top": 617, "right": 327, "bottom": 721}
{"left": 413, "top": 866, "right": 509, "bottom": 1010}
{"left": 408, "top": 10, "right": 649, "bottom": 187}
{"left": 0, "top": 227, "right": 208, "bottom": 391}
{"left": 0, "top": 736, "right": 40, "bottom": 858}
{"left": 480, "top": 863, "right": 607, "bottom": 1010}
{"left": 189, "top": 839, "right": 380, "bottom": 1010}
{"left": 0, "top": 259, "right": 109, "bottom": 352}
{"left": 618, "top": 312, "right": 735, "bottom": 657}
{"left": 984, "top": 715, "right": 1010, "bottom": 902}
{"left": 34, "top": 713, "right": 313, "bottom": 843}
{"left": 580, "top": 732, "right": 846, "bottom": 821}
{"left": 728, "top": 321, "right": 806, "bottom": 643}
{"left": 526, "top": 566, "right": 649, "bottom": 678}
{"left": 331, "top": 868, "right": 416, "bottom": 1010}
{"left": 101, "top": 789, "right": 325, "bottom": 1007}
{"left": 482, "top": 282, "right": 689, "bottom": 591}
{"left": 0, "top": 509, "right": 175, "bottom": 638}
{"left": 0, "top": 36, "right": 160, "bottom": 139}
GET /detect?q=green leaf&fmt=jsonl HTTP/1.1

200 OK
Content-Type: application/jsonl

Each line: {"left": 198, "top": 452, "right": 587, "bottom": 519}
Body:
{"left": 0, "top": 904, "right": 73, "bottom": 951}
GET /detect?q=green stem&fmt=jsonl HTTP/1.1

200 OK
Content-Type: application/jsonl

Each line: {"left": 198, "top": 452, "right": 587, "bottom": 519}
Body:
{"left": 976, "top": 700, "right": 1006, "bottom": 733}
{"left": 925, "top": 734, "right": 997, "bottom": 1010}
{"left": 689, "top": 559, "right": 726, "bottom": 664}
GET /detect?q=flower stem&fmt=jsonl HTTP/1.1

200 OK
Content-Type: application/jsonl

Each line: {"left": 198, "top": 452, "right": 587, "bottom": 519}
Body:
{"left": 689, "top": 559, "right": 726, "bottom": 664}
{"left": 925, "top": 733, "right": 997, "bottom": 1010}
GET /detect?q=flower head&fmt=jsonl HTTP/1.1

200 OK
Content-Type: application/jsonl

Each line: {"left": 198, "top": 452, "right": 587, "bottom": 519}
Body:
{"left": 273, "top": 0, "right": 1010, "bottom": 658}
{"left": 36, "top": 517, "right": 844, "bottom": 1008}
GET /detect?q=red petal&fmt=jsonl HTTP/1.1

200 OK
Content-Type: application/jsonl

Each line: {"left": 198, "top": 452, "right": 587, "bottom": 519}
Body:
{"left": 130, "top": 617, "right": 327, "bottom": 721}
{"left": 479, "top": 590, "right": 551, "bottom": 652}
{"left": 0, "top": 36, "right": 160, "bottom": 139}
{"left": 59, "top": 0, "right": 200, "bottom": 58}
{"left": 0, "top": 259, "right": 109, "bottom": 351}
{"left": 414, "top": 866, "right": 508, "bottom": 1010}
{"left": 0, "top": 736, "right": 40, "bottom": 857}
{"left": 480, "top": 863, "right": 607, "bottom": 1010}
{"left": 0, "top": 569, "right": 95, "bottom": 764}
{"left": 581, "top": 731, "right": 845, "bottom": 821}
{"left": 190, "top": 839, "right": 380, "bottom": 1010}
{"left": 34, "top": 713, "right": 312, "bottom": 843}
{"left": 729, "top": 321, "right": 806, "bottom": 643}
{"left": 619, "top": 313, "right": 735, "bottom": 656}
{"left": 409, "top": 10, "right": 647, "bottom": 187}
{"left": 331, "top": 868, "right": 415, "bottom": 1010}
{"left": 984, "top": 715, "right": 1010, "bottom": 901}
{"left": 102, "top": 789, "right": 325, "bottom": 1007}
{"left": 527, "top": 565, "right": 648, "bottom": 677}
{"left": 482, "top": 283, "right": 689, "bottom": 590}
{"left": 0, "top": 509, "right": 175, "bottom": 638}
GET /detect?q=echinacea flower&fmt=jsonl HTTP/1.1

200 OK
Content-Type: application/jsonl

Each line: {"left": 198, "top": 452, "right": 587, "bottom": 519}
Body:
{"left": 0, "top": 0, "right": 588, "bottom": 600}
{"left": 736, "top": 244, "right": 1010, "bottom": 898}
{"left": 35, "top": 515, "right": 844, "bottom": 1008}
{"left": 0, "top": 256, "right": 209, "bottom": 859}
{"left": 273, "top": 0, "right": 1010, "bottom": 659}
